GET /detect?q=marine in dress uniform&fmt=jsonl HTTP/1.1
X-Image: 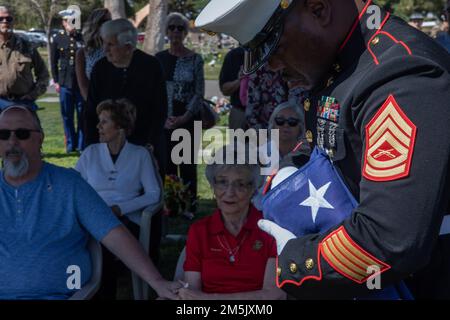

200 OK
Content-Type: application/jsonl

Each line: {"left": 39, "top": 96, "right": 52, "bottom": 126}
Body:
{"left": 196, "top": 0, "right": 450, "bottom": 299}
{"left": 50, "top": 10, "right": 84, "bottom": 152}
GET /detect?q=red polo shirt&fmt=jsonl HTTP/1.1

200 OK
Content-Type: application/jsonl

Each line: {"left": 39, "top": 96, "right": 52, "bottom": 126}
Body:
{"left": 184, "top": 205, "right": 277, "bottom": 294}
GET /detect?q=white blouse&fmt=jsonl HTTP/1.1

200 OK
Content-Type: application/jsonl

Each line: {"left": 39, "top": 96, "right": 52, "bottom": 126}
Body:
{"left": 75, "top": 141, "right": 161, "bottom": 225}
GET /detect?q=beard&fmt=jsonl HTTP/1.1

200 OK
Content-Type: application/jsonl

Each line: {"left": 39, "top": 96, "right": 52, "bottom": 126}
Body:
{"left": 2, "top": 147, "right": 30, "bottom": 178}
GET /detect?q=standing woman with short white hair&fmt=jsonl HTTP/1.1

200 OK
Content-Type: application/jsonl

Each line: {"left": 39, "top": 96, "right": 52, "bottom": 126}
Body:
{"left": 156, "top": 12, "right": 205, "bottom": 219}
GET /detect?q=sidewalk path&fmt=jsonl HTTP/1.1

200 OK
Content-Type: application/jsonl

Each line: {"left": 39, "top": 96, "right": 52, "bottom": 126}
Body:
{"left": 43, "top": 80, "right": 224, "bottom": 101}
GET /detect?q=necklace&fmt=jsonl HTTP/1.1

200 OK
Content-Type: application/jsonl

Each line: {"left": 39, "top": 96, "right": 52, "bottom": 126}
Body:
{"left": 217, "top": 232, "right": 248, "bottom": 263}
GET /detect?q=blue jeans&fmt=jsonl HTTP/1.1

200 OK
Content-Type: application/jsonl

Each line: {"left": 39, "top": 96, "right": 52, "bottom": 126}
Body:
{"left": 59, "top": 86, "right": 84, "bottom": 152}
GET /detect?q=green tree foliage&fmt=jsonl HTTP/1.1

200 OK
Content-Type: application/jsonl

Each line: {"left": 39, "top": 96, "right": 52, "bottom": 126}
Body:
{"left": 5, "top": 0, "right": 103, "bottom": 30}
{"left": 375, "top": 0, "right": 446, "bottom": 19}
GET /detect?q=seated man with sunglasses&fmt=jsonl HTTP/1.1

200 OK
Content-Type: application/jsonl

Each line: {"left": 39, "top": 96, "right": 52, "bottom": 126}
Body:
{"left": 0, "top": 105, "right": 181, "bottom": 299}
{"left": 0, "top": 6, "right": 49, "bottom": 111}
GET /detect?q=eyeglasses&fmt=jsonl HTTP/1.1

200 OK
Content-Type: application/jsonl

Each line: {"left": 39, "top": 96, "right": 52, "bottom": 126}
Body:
{"left": 214, "top": 178, "right": 254, "bottom": 193}
{"left": 0, "top": 128, "right": 41, "bottom": 140}
{"left": 168, "top": 25, "right": 186, "bottom": 32}
{"left": 0, "top": 16, "right": 13, "bottom": 23}
{"left": 274, "top": 117, "right": 300, "bottom": 127}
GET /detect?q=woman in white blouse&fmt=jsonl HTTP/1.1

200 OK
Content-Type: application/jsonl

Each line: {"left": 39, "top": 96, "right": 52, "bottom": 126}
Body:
{"left": 75, "top": 98, "right": 161, "bottom": 298}
{"left": 76, "top": 98, "right": 160, "bottom": 223}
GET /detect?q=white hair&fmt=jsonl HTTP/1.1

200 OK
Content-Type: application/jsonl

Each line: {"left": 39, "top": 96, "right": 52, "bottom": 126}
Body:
{"left": 166, "top": 12, "right": 190, "bottom": 32}
{"left": 100, "top": 18, "right": 137, "bottom": 47}
{"left": 205, "top": 144, "right": 262, "bottom": 191}
{"left": 0, "top": 6, "right": 9, "bottom": 13}
{"left": 268, "top": 101, "right": 304, "bottom": 139}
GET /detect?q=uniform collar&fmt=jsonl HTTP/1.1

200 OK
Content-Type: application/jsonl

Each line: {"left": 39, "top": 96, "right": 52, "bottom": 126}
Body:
{"left": 311, "top": 0, "right": 391, "bottom": 92}
{"left": 336, "top": 0, "right": 390, "bottom": 71}
{"left": 209, "top": 204, "right": 261, "bottom": 235}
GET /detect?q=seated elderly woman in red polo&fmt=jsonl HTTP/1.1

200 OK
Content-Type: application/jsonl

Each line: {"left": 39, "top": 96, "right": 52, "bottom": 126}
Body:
{"left": 178, "top": 145, "right": 286, "bottom": 300}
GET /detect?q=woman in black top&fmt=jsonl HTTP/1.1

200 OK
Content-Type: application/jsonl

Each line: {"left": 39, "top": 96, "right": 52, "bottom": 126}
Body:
{"left": 156, "top": 12, "right": 205, "bottom": 218}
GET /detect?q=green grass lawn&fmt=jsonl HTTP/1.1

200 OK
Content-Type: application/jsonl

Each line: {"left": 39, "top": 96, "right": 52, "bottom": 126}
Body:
{"left": 36, "top": 96, "right": 229, "bottom": 299}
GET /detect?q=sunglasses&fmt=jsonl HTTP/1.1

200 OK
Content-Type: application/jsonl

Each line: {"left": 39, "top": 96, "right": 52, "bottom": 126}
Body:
{"left": 275, "top": 117, "right": 300, "bottom": 127}
{"left": 168, "top": 25, "right": 185, "bottom": 32}
{"left": 0, "top": 128, "right": 41, "bottom": 140}
{"left": 0, "top": 16, "right": 13, "bottom": 23}
{"left": 214, "top": 178, "right": 254, "bottom": 193}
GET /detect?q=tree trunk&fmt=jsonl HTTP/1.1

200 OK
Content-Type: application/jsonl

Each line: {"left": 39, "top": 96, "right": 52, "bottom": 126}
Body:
{"left": 29, "top": 0, "right": 57, "bottom": 72}
{"left": 143, "top": 0, "right": 168, "bottom": 56}
{"left": 104, "top": 0, "right": 126, "bottom": 19}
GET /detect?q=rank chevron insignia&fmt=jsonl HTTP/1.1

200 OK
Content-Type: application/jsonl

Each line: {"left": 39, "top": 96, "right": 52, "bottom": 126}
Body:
{"left": 363, "top": 95, "right": 417, "bottom": 182}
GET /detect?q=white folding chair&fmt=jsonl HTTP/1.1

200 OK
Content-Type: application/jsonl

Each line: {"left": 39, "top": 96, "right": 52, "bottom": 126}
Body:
{"left": 69, "top": 237, "right": 102, "bottom": 300}
{"left": 173, "top": 246, "right": 186, "bottom": 282}
{"left": 131, "top": 150, "right": 165, "bottom": 300}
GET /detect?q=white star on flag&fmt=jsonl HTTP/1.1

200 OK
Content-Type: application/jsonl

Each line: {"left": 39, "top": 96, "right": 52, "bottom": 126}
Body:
{"left": 300, "top": 180, "right": 334, "bottom": 223}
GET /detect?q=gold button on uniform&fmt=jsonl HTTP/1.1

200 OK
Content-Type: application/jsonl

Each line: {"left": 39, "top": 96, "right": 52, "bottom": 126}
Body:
{"left": 306, "top": 130, "right": 313, "bottom": 143}
{"left": 305, "top": 258, "right": 315, "bottom": 270}
{"left": 371, "top": 36, "right": 380, "bottom": 45}
{"left": 280, "top": 0, "right": 291, "bottom": 9}
{"left": 303, "top": 99, "right": 311, "bottom": 112}
{"left": 326, "top": 77, "right": 334, "bottom": 88}
{"left": 326, "top": 149, "right": 335, "bottom": 158}
{"left": 289, "top": 263, "right": 298, "bottom": 274}
{"left": 277, "top": 267, "right": 282, "bottom": 277}
{"left": 333, "top": 63, "right": 342, "bottom": 73}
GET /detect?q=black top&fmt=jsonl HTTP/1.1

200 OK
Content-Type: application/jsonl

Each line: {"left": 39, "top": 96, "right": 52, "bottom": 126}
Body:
{"left": 50, "top": 30, "right": 83, "bottom": 89}
{"left": 219, "top": 46, "right": 245, "bottom": 109}
{"left": 276, "top": 7, "right": 450, "bottom": 299}
{"left": 85, "top": 49, "right": 168, "bottom": 170}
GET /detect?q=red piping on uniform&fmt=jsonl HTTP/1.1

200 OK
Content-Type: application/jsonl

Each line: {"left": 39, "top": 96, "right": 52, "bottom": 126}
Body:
{"left": 276, "top": 244, "right": 323, "bottom": 288}
{"left": 320, "top": 226, "right": 391, "bottom": 284}
{"left": 367, "top": 13, "right": 413, "bottom": 65}
{"left": 379, "top": 31, "right": 412, "bottom": 55}
{"left": 366, "top": 13, "right": 391, "bottom": 65}
{"left": 339, "top": 0, "right": 373, "bottom": 52}
{"left": 262, "top": 174, "right": 275, "bottom": 195}
{"left": 292, "top": 141, "right": 304, "bottom": 153}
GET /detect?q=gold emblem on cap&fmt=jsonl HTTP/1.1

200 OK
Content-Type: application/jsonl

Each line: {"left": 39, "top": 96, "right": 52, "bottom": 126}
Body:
{"left": 305, "top": 258, "right": 315, "bottom": 270}
{"left": 306, "top": 130, "right": 313, "bottom": 143}
{"left": 326, "top": 77, "right": 334, "bottom": 88}
{"left": 280, "top": 0, "right": 291, "bottom": 9}
{"left": 333, "top": 63, "right": 342, "bottom": 73}
{"left": 371, "top": 36, "right": 380, "bottom": 46}
{"left": 277, "top": 267, "right": 282, "bottom": 277}
{"left": 326, "top": 149, "right": 335, "bottom": 158}
{"left": 200, "top": 29, "right": 217, "bottom": 36}
{"left": 289, "top": 263, "right": 298, "bottom": 274}
{"left": 304, "top": 99, "right": 311, "bottom": 112}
